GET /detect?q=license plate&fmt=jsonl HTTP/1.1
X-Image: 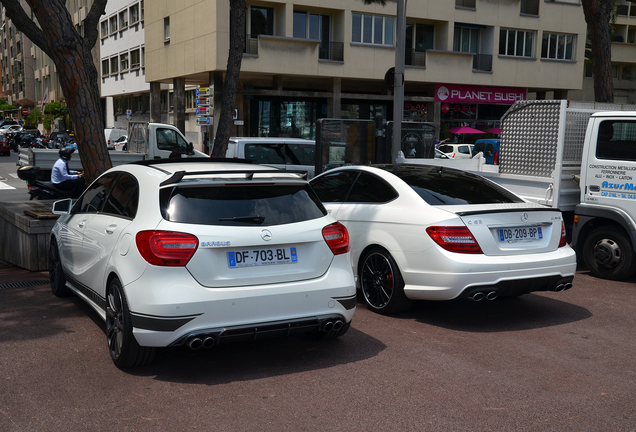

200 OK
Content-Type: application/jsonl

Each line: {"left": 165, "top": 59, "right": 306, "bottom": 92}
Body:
{"left": 228, "top": 247, "right": 298, "bottom": 268}
{"left": 499, "top": 227, "right": 543, "bottom": 242}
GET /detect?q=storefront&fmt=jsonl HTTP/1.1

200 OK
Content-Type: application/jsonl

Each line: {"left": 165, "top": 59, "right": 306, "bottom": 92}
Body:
{"left": 435, "top": 84, "right": 526, "bottom": 142}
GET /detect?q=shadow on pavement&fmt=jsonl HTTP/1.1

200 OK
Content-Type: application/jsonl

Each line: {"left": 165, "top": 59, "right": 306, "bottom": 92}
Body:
{"left": 392, "top": 293, "right": 592, "bottom": 333}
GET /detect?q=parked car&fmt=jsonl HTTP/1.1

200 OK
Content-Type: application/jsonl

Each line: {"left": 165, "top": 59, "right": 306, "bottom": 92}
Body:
{"left": 50, "top": 159, "right": 356, "bottom": 367}
{"left": 0, "top": 133, "right": 9, "bottom": 156}
{"left": 434, "top": 148, "right": 450, "bottom": 159}
{"left": 473, "top": 139, "right": 500, "bottom": 165}
{"left": 226, "top": 137, "right": 316, "bottom": 178}
{"left": 104, "top": 128, "right": 127, "bottom": 149}
{"left": 309, "top": 164, "right": 576, "bottom": 315}
{"left": 110, "top": 135, "right": 128, "bottom": 151}
{"left": 438, "top": 143, "right": 474, "bottom": 159}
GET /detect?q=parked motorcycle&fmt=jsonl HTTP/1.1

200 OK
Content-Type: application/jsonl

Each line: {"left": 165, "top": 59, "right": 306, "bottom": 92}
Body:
{"left": 17, "top": 166, "right": 83, "bottom": 200}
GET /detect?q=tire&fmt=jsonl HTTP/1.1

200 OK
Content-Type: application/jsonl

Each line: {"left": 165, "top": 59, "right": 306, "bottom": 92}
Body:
{"left": 583, "top": 226, "right": 636, "bottom": 281}
{"left": 106, "top": 279, "right": 155, "bottom": 368}
{"left": 49, "top": 238, "right": 71, "bottom": 297}
{"left": 359, "top": 247, "right": 412, "bottom": 315}
{"left": 308, "top": 320, "right": 351, "bottom": 341}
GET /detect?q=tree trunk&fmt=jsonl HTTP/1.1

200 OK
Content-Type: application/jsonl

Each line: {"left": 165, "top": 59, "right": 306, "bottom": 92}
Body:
{"left": 1, "top": 0, "right": 110, "bottom": 183}
{"left": 211, "top": 0, "right": 247, "bottom": 158}
{"left": 581, "top": 0, "right": 617, "bottom": 103}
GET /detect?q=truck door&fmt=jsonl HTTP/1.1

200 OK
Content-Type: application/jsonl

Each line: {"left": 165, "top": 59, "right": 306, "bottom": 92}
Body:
{"left": 584, "top": 118, "right": 636, "bottom": 209}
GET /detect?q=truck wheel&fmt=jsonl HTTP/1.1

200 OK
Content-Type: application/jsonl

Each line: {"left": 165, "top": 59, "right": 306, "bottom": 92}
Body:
{"left": 583, "top": 226, "right": 636, "bottom": 281}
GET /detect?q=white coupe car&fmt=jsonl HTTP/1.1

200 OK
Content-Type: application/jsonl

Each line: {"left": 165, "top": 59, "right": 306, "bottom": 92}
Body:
{"left": 50, "top": 159, "right": 356, "bottom": 367}
{"left": 310, "top": 164, "right": 577, "bottom": 315}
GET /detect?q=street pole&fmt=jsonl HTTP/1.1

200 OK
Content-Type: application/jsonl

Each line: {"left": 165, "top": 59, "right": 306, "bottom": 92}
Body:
{"left": 392, "top": 0, "right": 407, "bottom": 165}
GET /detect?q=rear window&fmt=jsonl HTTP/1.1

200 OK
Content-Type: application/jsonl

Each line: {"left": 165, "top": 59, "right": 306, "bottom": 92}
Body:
{"left": 386, "top": 165, "right": 523, "bottom": 205}
{"left": 160, "top": 184, "right": 327, "bottom": 226}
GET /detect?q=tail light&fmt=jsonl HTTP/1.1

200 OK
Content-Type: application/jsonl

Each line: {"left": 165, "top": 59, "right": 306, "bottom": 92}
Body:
{"left": 136, "top": 230, "right": 199, "bottom": 266}
{"left": 426, "top": 226, "right": 483, "bottom": 254}
{"left": 559, "top": 221, "right": 567, "bottom": 248}
{"left": 322, "top": 222, "right": 349, "bottom": 255}
{"left": 494, "top": 150, "right": 499, "bottom": 164}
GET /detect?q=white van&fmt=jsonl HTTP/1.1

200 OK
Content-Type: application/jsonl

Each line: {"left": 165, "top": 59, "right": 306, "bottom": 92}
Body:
{"left": 225, "top": 137, "right": 316, "bottom": 178}
{"left": 104, "top": 128, "right": 127, "bottom": 150}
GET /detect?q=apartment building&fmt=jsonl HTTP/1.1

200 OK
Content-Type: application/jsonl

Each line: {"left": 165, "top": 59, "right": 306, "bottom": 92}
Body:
{"left": 0, "top": 0, "right": 92, "bottom": 124}
{"left": 143, "top": 0, "right": 587, "bottom": 145}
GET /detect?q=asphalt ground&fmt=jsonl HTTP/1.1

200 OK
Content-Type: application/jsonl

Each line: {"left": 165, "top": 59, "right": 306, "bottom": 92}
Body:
{"left": 1, "top": 262, "right": 635, "bottom": 432}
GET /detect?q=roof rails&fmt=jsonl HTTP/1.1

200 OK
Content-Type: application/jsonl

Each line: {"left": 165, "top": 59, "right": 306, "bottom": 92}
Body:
{"left": 159, "top": 169, "right": 308, "bottom": 187}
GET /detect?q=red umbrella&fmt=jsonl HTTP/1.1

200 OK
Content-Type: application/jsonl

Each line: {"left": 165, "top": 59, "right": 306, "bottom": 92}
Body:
{"left": 486, "top": 127, "right": 501, "bottom": 134}
{"left": 448, "top": 126, "right": 485, "bottom": 134}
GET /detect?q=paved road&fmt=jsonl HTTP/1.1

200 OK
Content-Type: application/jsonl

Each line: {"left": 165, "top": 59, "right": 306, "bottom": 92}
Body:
{"left": 1, "top": 266, "right": 634, "bottom": 431}
{"left": 0, "top": 150, "right": 29, "bottom": 201}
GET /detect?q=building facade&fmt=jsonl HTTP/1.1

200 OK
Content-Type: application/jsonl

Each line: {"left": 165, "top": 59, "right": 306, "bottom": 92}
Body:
{"left": 143, "top": 0, "right": 588, "bottom": 148}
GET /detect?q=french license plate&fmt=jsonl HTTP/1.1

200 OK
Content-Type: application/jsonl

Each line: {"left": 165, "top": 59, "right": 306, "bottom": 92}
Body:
{"left": 228, "top": 247, "right": 298, "bottom": 268}
{"left": 499, "top": 227, "right": 543, "bottom": 242}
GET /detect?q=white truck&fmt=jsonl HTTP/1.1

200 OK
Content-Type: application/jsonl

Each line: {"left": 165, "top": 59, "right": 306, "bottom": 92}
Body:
{"left": 399, "top": 100, "right": 636, "bottom": 281}
{"left": 18, "top": 122, "right": 206, "bottom": 172}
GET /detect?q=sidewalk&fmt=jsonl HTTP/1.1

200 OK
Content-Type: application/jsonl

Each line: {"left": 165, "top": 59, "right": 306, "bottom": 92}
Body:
{"left": 0, "top": 262, "right": 49, "bottom": 289}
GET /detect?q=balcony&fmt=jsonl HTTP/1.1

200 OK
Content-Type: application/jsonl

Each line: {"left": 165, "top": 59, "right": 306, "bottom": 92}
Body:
{"left": 245, "top": 34, "right": 259, "bottom": 55}
{"left": 473, "top": 53, "right": 492, "bottom": 72}
{"left": 406, "top": 49, "right": 426, "bottom": 67}
{"left": 319, "top": 42, "right": 343, "bottom": 62}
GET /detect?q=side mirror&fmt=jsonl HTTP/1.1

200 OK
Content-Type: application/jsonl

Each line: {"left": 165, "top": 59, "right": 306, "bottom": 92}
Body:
{"left": 187, "top": 142, "right": 195, "bottom": 156}
{"left": 52, "top": 198, "right": 73, "bottom": 215}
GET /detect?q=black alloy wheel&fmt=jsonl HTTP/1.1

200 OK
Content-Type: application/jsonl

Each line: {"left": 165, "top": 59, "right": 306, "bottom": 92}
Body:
{"left": 359, "top": 248, "right": 412, "bottom": 315}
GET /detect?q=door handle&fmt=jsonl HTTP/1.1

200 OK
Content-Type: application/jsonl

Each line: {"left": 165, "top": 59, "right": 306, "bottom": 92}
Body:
{"left": 78, "top": 221, "right": 85, "bottom": 228}
{"left": 589, "top": 185, "right": 600, "bottom": 192}
{"left": 105, "top": 224, "right": 117, "bottom": 235}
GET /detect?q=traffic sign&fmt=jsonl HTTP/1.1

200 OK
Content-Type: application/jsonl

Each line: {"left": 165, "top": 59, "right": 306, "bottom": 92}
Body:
{"left": 196, "top": 87, "right": 210, "bottom": 97}
{"left": 197, "top": 97, "right": 211, "bottom": 107}
{"left": 21, "top": 108, "right": 29, "bottom": 116}
{"left": 196, "top": 107, "right": 211, "bottom": 116}
{"left": 196, "top": 117, "right": 211, "bottom": 126}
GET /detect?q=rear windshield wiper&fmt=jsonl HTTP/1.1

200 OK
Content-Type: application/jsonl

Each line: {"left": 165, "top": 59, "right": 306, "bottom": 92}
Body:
{"left": 218, "top": 216, "right": 265, "bottom": 225}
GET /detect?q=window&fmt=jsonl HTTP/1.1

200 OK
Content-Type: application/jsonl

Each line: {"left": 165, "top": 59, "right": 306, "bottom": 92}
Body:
{"left": 294, "top": 11, "right": 329, "bottom": 41}
{"left": 156, "top": 128, "right": 189, "bottom": 152}
{"left": 101, "top": 173, "right": 139, "bottom": 218}
{"left": 311, "top": 171, "right": 359, "bottom": 203}
{"left": 186, "top": 90, "right": 196, "bottom": 109}
{"left": 499, "top": 29, "right": 534, "bottom": 57}
{"left": 100, "top": 20, "right": 108, "bottom": 38}
{"left": 101, "top": 59, "right": 109, "bottom": 77}
{"left": 119, "top": 10, "right": 128, "bottom": 30}
{"left": 351, "top": 13, "right": 394, "bottom": 46}
{"left": 520, "top": 0, "right": 539, "bottom": 16}
{"left": 454, "top": 26, "right": 479, "bottom": 53}
{"left": 406, "top": 23, "right": 434, "bottom": 52}
{"left": 596, "top": 120, "right": 636, "bottom": 161}
{"left": 541, "top": 33, "right": 574, "bottom": 60}
{"left": 347, "top": 172, "right": 398, "bottom": 203}
{"left": 130, "top": 48, "right": 141, "bottom": 69}
{"left": 455, "top": 0, "right": 476, "bottom": 8}
{"left": 164, "top": 17, "right": 170, "bottom": 41}
{"left": 584, "top": 62, "right": 593, "bottom": 78}
{"left": 120, "top": 52, "right": 129, "bottom": 72}
{"left": 110, "top": 56, "right": 118, "bottom": 75}
{"left": 130, "top": 3, "right": 140, "bottom": 24}
{"left": 109, "top": 15, "right": 117, "bottom": 34}
{"left": 250, "top": 6, "right": 274, "bottom": 37}
{"left": 74, "top": 173, "right": 119, "bottom": 214}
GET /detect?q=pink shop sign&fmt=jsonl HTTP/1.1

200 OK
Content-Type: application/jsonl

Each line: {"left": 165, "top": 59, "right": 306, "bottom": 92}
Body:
{"left": 435, "top": 84, "right": 526, "bottom": 104}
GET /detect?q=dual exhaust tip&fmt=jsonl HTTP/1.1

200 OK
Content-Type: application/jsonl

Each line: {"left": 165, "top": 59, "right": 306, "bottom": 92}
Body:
{"left": 468, "top": 281, "right": 573, "bottom": 302}
{"left": 321, "top": 319, "right": 344, "bottom": 333}
{"left": 469, "top": 291, "right": 499, "bottom": 302}
{"left": 186, "top": 336, "right": 216, "bottom": 350}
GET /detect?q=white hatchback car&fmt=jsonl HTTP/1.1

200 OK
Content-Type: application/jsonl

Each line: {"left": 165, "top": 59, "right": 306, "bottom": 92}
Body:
{"left": 310, "top": 164, "right": 577, "bottom": 315}
{"left": 50, "top": 159, "right": 356, "bottom": 367}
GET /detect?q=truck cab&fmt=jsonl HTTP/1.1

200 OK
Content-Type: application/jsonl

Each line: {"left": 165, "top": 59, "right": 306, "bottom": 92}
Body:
{"left": 575, "top": 112, "right": 636, "bottom": 280}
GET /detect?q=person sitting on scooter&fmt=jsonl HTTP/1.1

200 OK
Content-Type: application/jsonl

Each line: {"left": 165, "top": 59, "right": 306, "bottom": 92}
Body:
{"left": 51, "top": 146, "right": 84, "bottom": 195}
